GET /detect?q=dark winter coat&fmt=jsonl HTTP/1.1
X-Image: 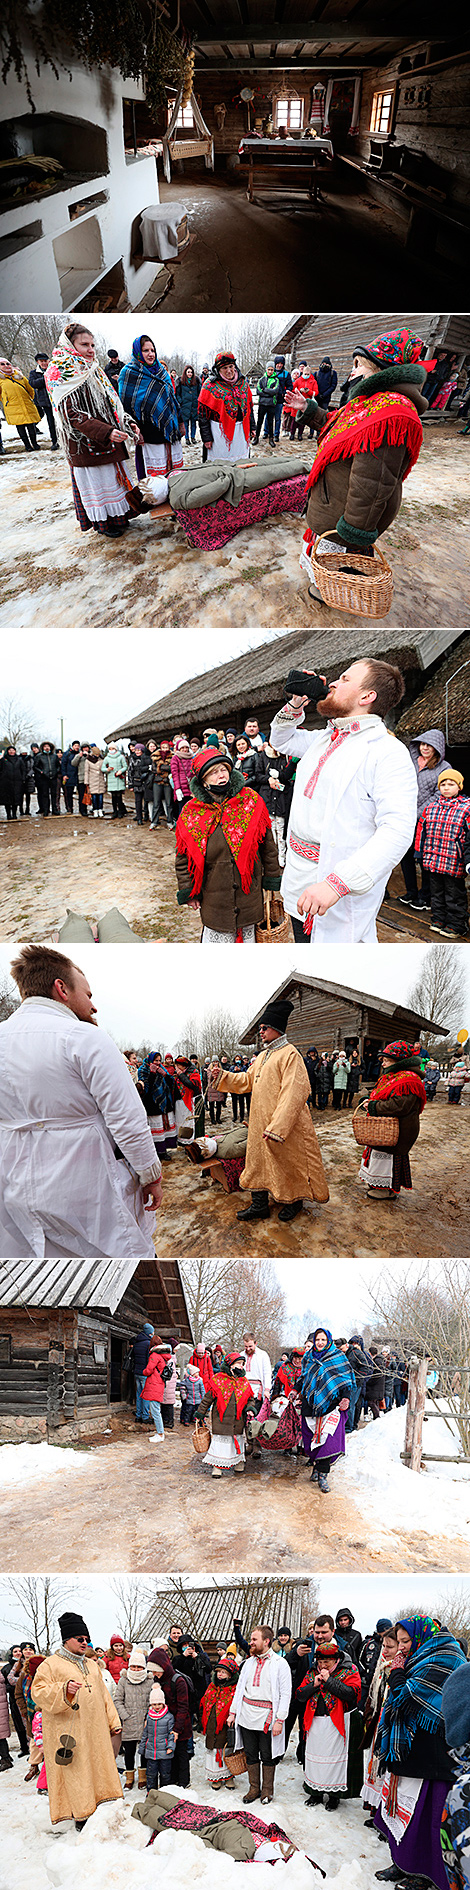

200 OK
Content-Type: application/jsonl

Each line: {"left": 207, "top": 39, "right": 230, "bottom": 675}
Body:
{"left": 173, "top": 1641, "right": 211, "bottom": 1706}
{"left": 176, "top": 372, "right": 200, "bottom": 423}
{"left": 175, "top": 767, "right": 281, "bottom": 932}
{"left": 335, "top": 1612, "right": 363, "bottom": 1666}
{"left": 360, "top": 1633, "right": 383, "bottom": 1697}
{"left": 132, "top": 1329, "right": 153, "bottom": 1374}
{"left": 315, "top": 360, "right": 338, "bottom": 404}
{"left": 0, "top": 749, "right": 25, "bottom": 799}
{"left": 304, "top": 367, "right": 427, "bottom": 546}
{"left": 148, "top": 1649, "right": 192, "bottom": 1739}
{"left": 197, "top": 1379, "right": 257, "bottom": 1437}
{"left": 365, "top": 1358, "right": 386, "bottom": 1403}
{"left": 347, "top": 1339, "right": 372, "bottom": 1385}
{"left": 28, "top": 366, "right": 54, "bottom": 415}
{"left": 368, "top": 1087, "right": 424, "bottom": 1159}
{"left": 63, "top": 395, "right": 130, "bottom": 468}
{"left": 62, "top": 745, "right": 82, "bottom": 785}
{"left": 385, "top": 1666, "right": 455, "bottom": 1782}
{"left": 128, "top": 751, "right": 154, "bottom": 794}
{"left": 257, "top": 373, "right": 279, "bottom": 411}
{"left": 34, "top": 743, "right": 59, "bottom": 785}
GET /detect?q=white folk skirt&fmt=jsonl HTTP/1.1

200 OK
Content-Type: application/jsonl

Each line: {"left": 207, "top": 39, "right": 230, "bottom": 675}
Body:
{"left": 204, "top": 1434, "right": 246, "bottom": 1471}
{"left": 304, "top": 1713, "right": 350, "bottom": 1793}
{"left": 206, "top": 420, "right": 250, "bottom": 463}
{"left": 205, "top": 1745, "right": 231, "bottom": 1784}
{"left": 73, "top": 461, "right": 132, "bottom": 521}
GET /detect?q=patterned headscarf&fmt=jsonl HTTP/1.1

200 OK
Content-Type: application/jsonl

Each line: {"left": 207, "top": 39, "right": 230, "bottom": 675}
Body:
{"left": 118, "top": 336, "right": 180, "bottom": 441}
{"left": 301, "top": 1329, "right": 355, "bottom": 1419}
{"left": 45, "top": 327, "right": 135, "bottom": 455}
{"left": 357, "top": 329, "right": 424, "bottom": 368}
{"left": 198, "top": 353, "right": 252, "bottom": 442}
{"left": 379, "top": 1615, "right": 465, "bottom": 1767}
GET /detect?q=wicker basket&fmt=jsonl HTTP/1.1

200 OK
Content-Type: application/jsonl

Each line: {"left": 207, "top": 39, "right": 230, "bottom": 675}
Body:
{"left": 224, "top": 1746, "right": 248, "bottom": 1777}
{"left": 352, "top": 1100, "right": 399, "bottom": 1148}
{"left": 255, "top": 890, "right": 293, "bottom": 944}
{"left": 192, "top": 1420, "right": 211, "bottom": 1455}
{"left": 310, "top": 531, "right": 393, "bottom": 618}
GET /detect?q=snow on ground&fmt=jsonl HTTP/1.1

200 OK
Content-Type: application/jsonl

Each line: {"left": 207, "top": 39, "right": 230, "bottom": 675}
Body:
{"left": 0, "top": 1726, "right": 385, "bottom": 1890}
{"left": 339, "top": 1404, "right": 470, "bottom": 1540}
{"left": 0, "top": 1441, "right": 95, "bottom": 1488}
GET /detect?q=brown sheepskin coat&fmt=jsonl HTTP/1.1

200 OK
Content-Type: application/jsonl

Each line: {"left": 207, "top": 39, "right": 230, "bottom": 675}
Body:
{"left": 216, "top": 1042, "right": 329, "bottom": 1204}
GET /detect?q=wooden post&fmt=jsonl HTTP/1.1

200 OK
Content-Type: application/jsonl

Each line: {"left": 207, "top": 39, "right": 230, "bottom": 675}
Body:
{"left": 410, "top": 1359, "right": 428, "bottom": 1473}
{"left": 404, "top": 1356, "right": 418, "bottom": 1461}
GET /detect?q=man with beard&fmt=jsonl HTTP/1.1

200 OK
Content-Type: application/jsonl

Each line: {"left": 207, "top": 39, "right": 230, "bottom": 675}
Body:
{"left": 31, "top": 1611, "right": 122, "bottom": 1830}
{"left": 0, "top": 944, "right": 162, "bottom": 1258}
{"left": 270, "top": 660, "right": 416, "bottom": 942}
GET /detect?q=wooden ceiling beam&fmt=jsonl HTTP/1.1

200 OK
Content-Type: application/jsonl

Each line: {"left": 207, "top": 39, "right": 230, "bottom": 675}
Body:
{"left": 193, "top": 54, "right": 383, "bottom": 66}
{"left": 193, "top": 22, "right": 438, "bottom": 43}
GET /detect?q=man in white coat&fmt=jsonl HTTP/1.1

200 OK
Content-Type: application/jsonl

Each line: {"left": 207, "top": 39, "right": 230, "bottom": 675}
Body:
{"left": 270, "top": 658, "right": 417, "bottom": 943}
{"left": 0, "top": 945, "right": 162, "bottom": 1260}
{"left": 227, "top": 1623, "right": 292, "bottom": 1806}
{"left": 243, "top": 1334, "right": 272, "bottom": 1409}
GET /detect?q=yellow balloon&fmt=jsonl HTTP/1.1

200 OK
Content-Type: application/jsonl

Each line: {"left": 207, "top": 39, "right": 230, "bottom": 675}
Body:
{"left": 457, "top": 1028, "right": 469, "bottom": 1043}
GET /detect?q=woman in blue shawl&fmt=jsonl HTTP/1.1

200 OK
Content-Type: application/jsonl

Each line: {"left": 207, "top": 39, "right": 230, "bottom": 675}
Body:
{"left": 374, "top": 1613, "right": 466, "bottom": 1890}
{"left": 137, "top": 1051, "right": 178, "bottom": 1160}
{"left": 119, "top": 336, "right": 183, "bottom": 498}
{"left": 300, "top": 1328, "right": 355, "bottom": 1495}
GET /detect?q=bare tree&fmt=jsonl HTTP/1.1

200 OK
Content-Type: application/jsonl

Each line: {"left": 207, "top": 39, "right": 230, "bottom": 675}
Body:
{"left": 435, "top": 1584, "right": 470, "bottom": 1645}
{"left": 407, "top": 944, "right": 464, "bottom": 1048}
{"left": 0, "top": 315, "right": 63, "bottom": 372}
{"left": 179, "top": 1254, "right": 286, "bottom": 1356}
{"left": 0, "top": 970, "right": 19, "bottom": 1024}
{"left": 215, "top": 317, "right": 282, "bottom": 379}
{"left": 176, "top": 1005, "right": 243, "bottom": 1061}
{"left": 109, "top": 1576, "right": 157, "bottom": 1643}
{"left": 0, "top": 694, "right": 37, "bottom": 748}
{"left": 367, "top": 1260, "right": 470, "bottom": 1455}
{"left": 2, "top": 1575, "right": 73, "bottom": 1651}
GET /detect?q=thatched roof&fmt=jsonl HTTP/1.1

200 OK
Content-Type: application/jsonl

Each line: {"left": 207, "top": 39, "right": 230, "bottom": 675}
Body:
{"left": 239, "top": 971, "right": 448, "bottom": 1047}
{"left": 106, "top": 626, "right": 463, "bottom": 743}
{"left": 396, "top": 635, "right": 470, "bottom": 747}
{"left": 140, "top": 1576, "right": 310, "bottom": 1649}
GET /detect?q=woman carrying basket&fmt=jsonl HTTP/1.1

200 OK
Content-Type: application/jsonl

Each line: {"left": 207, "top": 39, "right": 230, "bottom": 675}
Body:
{"left": 290, "top": 328, "right": 428, "bottom": 608}
{"left": 357, "top": 1040, "right": 426, "bottom": 1203}
{"left": 175, "top": 747, "right": 281, "bottom": 942}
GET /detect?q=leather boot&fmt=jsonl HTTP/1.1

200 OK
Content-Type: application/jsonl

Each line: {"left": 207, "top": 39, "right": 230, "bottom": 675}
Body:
{"left": 243, "top": 1762, "right": 260, "bottom": 1803}
{"left": 124, "top": 1769, "right": 135, "bottom": 1789}
{"left": 260, "top": 1763, "right": 275, "bottom": 1803}
{"left": 138, "top": 1768, "right": 147, "bottom": 1789}
{"left": 237, "top": 1191, "right": 270, "bottom": 1222}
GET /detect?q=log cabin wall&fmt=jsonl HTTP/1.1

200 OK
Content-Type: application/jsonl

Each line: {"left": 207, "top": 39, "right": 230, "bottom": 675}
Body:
{"left": 358, "top": 52, "right": 470, "bottom": 207}
{"left": 193, "top": 72, "right": 313, "bottom": 163}
{"left": 0, "top": 1306, "right": 77, "bottom": 1439}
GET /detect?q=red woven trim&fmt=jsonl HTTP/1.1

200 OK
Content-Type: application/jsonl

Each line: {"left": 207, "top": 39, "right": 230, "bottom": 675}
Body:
{"left": 175, "top": 803, "right": 215, "bottom": 897}
{"left": 304, "top": 728, "right": 351, "bottom": 801}
{"left": 198, "top": 383, "right": 252, "bottom": 444}
{"left": 213, "top": 1373, "right": 252, "bottom": 1422}
{"left": 326, "top": 872, "right": 350, "bottom": 898}
{"left": 306, "top": 392, "right": 423, "bottom": 491}
{"left": 289, "top": 832, "right": 320, "bottom": 863}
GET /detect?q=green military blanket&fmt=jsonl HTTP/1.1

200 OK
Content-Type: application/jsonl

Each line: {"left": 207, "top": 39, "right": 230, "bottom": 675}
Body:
{"left": 168, "top": 456, "right": 309, "bottom": 511}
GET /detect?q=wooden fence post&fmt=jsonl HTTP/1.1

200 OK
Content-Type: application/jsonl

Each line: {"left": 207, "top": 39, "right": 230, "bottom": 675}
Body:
{"left": 404, "top": 1356, "right": 418, "bottom": 1461}
{"left": 409, "top": 1359, "right": 429, "bottom": 1473}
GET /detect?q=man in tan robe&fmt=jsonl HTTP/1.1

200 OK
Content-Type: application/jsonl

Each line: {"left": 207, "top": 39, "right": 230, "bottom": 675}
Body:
{"left": 31, "top": 1610, "right": 122, "bottom": 1828}
{"left": 215, "top": 998, "right": 329, "bottom": 1223}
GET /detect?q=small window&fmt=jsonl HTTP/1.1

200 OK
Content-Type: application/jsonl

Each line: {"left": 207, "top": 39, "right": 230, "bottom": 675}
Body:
{"left": 169, "top": 102, "right": 194, "bottom": 130}
{"left": 370, "top": 90, "right": 394, "bottom": 135}
{"left": 275, "top": 97, "right": 304, "bottom": 132}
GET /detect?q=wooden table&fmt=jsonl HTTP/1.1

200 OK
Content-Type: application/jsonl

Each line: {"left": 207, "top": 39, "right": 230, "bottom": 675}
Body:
{"left": 238, "top": 136, "right": 334, "bottom": 203}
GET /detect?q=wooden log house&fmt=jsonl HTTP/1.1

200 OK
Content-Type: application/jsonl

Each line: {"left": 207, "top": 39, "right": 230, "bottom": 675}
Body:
{"left": 0, "top": 1257, "right": 192, "bottom": 1442}
{"left": 238, "top": 971, "right": 448, "bottom": 1062}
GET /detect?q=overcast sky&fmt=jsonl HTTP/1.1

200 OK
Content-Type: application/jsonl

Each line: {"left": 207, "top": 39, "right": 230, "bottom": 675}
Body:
{"left": 1, "top": 1571, "right": 468, "bottom": 1648}
{"left": 0, "top": 626, "right": 286, "bottom": 750}
{"left": 77, "top": 311, "right": 295, "bottom": 370}
{"left": 1, "top": 942, "right": 454, "bottom": 1047}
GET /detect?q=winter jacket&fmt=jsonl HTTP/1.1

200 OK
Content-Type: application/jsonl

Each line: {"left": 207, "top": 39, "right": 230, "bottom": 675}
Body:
{"left": 347, "top": 1338, "right": 372, "bottom": 1385}
{"left": 176, "top": 373, "right": 200, "bottom": 423}
{"left": 84, "top": 752, "right": 105, "bottom": 795}
{"left": 143, "top": 1350, "right": 170, "bottom": 1404}
{"left": 148, "top": 1649, "right": 192, "bottom": 1739}
{"left": 171, "top": 751, "right": 193, "bottom": 801}
{"left": 34, "top": 742, "right": 59, "bottom": 785}
{"left": 333, "top": 1054, "right": 350, "bottom": 1090}
{"left": 102, "top": 749, "right": 127, "bottom": 793}
{"left": 114, "top": 1669, "right": 153, "bottom": 1739}
{"left": 0, "top": 372, "right": 40, "bottom": 425}
{"left": 28, "top": 366, "right": 54, "bottom": 415}
{"left": 62, "top": 746, "right": 82, "bottom": 786}
{"left": 368, "top": 1086, "right": 425, "bottom": 1159}
{"left": 385, "top": 1665, "right": 455, "bottom": 1782}
{"left": 21, "top": 752, "right": 36, "bottom": 790}
{"left": 175, "top": 766, "right": 281, "bottom": 931}
{"left": 408, "top": 727, "right": 446, "bottom": 819}
{"left": 257, "top": 372, "right": 279, "bottom": 411}
{"left": 173, "top": 1641, "right": 211, "bottom": 1705}
{"left": 273, "top": 367, "right": 293, "bottom": 403}
{"left": 0, "top": 1669, "right": 10, "bottom": 1740}
{"left": 315, "top": 361, "right": 338, "bottom": 404}
{"left": 140, "top": 1704, "right": 175, "bottom": 1762}
{"left": 0, "top": 749, "right": 25, "bottom": 800}
{"left": 131, "top": 1329, "right": 153, "bottom": 1374}
{"left": 62, "top": 392, "right": 129, "bottom": 468}
{"left": 182, "top": 1369, "right": 205, "bottom": 1410}
{"left": 197, "top": 1379, "right": 257, "bottom": 1437}
{"left": 161, "top": 1356, "right": 177, "bottom": 1406}
{"left": 334, "top": 1612, "right": 363, "bottom": 1666}
{"left": 360, "top": 1632, "right": 383, "bottom": 1697}
{"left": 154, "top": 746, "right": 173, "bottom": 783}
{"left": 304, "top": 367, "right": 428, "bottom": 547}
{"left": 128, "top": 750, "right": 154, "bottom": 794}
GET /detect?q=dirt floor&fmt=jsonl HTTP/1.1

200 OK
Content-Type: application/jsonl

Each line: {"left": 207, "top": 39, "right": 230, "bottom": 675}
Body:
{"left": 1, "top": 804, "right": 463, "bottom": 942}
{"left": 156, "top": 172, "right": 469, "bottom": 310}
{"left": 1, "top": 1413, "right": 468, "bottom": 1574}
{"left": 156, "top": 1102, "right": 470, "bottom": 1261}
{"left": 0, "top": 420, "right": 468, "bottom": 631}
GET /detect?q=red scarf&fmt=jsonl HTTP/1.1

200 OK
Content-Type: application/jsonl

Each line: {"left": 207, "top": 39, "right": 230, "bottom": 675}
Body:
{"left": 214, "top": 1371, "right": 252, "bottom": 1423}
{"left": 306, "top": 390, "right": 423, "bottom": 491}
{"left": 199, "top": 375, "right": 253, "bottom": 444}
{"left": 298, "top": 1662, "right": 361, "bottom": 1740}
{"left": 201, "top": 1680, "right": 236, "bottom": 1738}
{"left": 176, "top": 787, "right": 271, "bottom": 898}
{"left": 369, "top": 1069, "right": 426, "bottom": 1111}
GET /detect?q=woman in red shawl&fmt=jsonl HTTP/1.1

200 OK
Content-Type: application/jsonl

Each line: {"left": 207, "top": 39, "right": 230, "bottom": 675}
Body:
{"left": 198, "top": 352, "right": 255, "bottom": 465}
{"left": 196, "top": 1352, "right": 257, "bottom": 1478}
{"left": 175, "top": 747, "right": 281, "bottom": 942}
{"left": 358, "top": 1041, "right": 426, "bottom": 1202}
{"left": 201, "top": 1655, "right": 239, "bottom": 1789}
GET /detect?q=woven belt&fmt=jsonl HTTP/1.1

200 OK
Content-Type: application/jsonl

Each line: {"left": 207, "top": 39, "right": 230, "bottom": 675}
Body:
{"left": 289, "top": 832, "right": 320, "bottom": 863}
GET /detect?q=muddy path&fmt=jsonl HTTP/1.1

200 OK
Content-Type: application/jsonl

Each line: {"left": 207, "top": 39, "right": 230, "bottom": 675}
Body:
{"left": 1, "top": 424, "right": 468, "bottom": 630}
{"left": 157, "top": 1105, "right": 470, "bottom": 1261}
{"left": 0, "top": 1419, "right": 467, "bottom": 1573}
{"left": 0, "top": 807, "right": 455, "bottom": 943}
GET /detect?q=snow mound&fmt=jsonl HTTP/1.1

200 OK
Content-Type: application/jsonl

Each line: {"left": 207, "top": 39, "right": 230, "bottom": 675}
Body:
{"left": 338, "top": 1406, "right": 470, "bottom": 1538}
{"left": 0, "top": 1442, "right": 90, "bottom": 1488}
